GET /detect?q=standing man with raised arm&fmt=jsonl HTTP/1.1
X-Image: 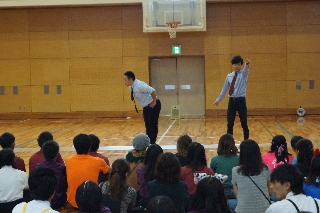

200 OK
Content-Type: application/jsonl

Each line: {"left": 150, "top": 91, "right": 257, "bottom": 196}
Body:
{"left": 214, "top": 55, "right": 250, "bottom": 140}
{"left": 124, "top": 71, "right": 161, "bottom": 144}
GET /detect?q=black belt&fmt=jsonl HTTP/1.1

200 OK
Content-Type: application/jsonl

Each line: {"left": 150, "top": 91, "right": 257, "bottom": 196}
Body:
{"left": 229, "top": 97, "right": 245, "bottom": 100}
{"left": 144, "top": 99, "right": 160, "bottom": 108}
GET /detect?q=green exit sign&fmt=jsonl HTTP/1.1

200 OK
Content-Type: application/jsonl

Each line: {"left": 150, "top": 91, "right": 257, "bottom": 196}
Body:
{"left": 172, "top": 45, "right": 181, "bottom": 55}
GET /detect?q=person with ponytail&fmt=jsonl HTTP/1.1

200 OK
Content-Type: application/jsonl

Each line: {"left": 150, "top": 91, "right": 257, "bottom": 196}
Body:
{"left": 262, "top": 135, "right": 294, "bottom": 172}
{"left": 294, "top": 139, "right": 314, "bottom": 178}
{"left": 100, "top": 158, "right": 136, "bottom": 213}
{"left": 303, "top": 153, "right": 320, "bottom": 199}
{"left": 136, "top": 144, "right": 163, "bottom": 206}
{"left": 181, "top": 142, "right": 214, "bottom": 195}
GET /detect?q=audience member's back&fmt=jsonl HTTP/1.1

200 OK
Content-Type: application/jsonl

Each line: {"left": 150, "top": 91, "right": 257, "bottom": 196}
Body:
{"left": 65, "top": 133, "right": 109, "bottom": 208}
{"left": 0, "top": 132, "right": 26, "bottom": 172}
{"left": 0, "top": 148, "right": 28, "bottom": 213}
{"left": 147, "top": 196, "right": 178, "bottom": 213}
{"left": 189, "top": 177, "right": 234, "bottom": 213}
{"left": 303, "top": 153, "right": 320, "bottom": 199}
{"left": 294, "top": 138, "right": 314, "bottom": 178}
{"left": 147, "top": 152, "right": 190, "bottom": 213}
{"left": 181, "top": 142, "right": 214, "bottom": 195}
{"left": 76, "top": 180, "right": 111, "bottom": 213}
{"left": 29, "top": 131, "right": 64, "bottom": 174}
{"left": 12, "top": 167, "right": 59, "bottom": 213}
{"left": 100, "top": 158, "right": 136, "bottom": 213}
{"left": 175, "top": 133, "right": 192, "bottom": 167}
{"left": 35, "top": 140, "right": 67, "bottom": 209}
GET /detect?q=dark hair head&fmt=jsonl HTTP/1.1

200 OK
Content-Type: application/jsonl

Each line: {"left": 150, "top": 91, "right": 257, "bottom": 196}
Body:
{"left": 124, "top": 71, "right": 135, "bottom": 81}
{"left": 290, "top": 136, "right": 303, "bottom": 151}
{"left": 88, "top": 134, "right": 100, "bottom": 152}
{"left": 217, "top": 133, "right": 238, "bottom": 156}
{"left": 191, "top": 177, "right": 230, "bottom": 213}
{"left": 0, "top": 148, "right": 15, "bottom": 166}
{"left": 76, "top": 180, "right": 102, "bottom": 212}
{"left": 29, "top": 167, "right": 57, "bottom": 200}
{"left": 147, "top": 196, "right": 178, "bottom": 213}
{"left": 238, "top": 139, "right": 267, "bottom": 176}
{"left": 186, "top": 142, "right": 207, "bottom": 170}
{"left": 107, "top": 158, "right": 130, "bottom": 201}
{"left": 0, "top": 132, "right": 15, "bottom": 148}
{"left": 270, "top": 135, "right": 290, "bottom": 164}
{"left": 306, "top": 154, "right": 320, "bottom": 186}
{"left": 270, "top": 164, "right": 304, "bottom": 195}
{"left": 176, "top": 133, "right": 192, "bottom": 157}
{"left": 73, "top": 134, "right": 92, "bottom": 154}
{"left": 231, "top": 55, "right": 243, "bottom": 65}
{"left": 37, "top": 131, "right": 53, "bottom": 148}
{"left": 144, "top": 144, "right": 163, "bottom": 183}
{"left": 42, "top": 140, "right": 59, "bottom": 161}
{"left": 296, "top": 139, "right": 313, "bottom": 171}
{"left": 154, "top": 152, "right": 181, "bottom": 184}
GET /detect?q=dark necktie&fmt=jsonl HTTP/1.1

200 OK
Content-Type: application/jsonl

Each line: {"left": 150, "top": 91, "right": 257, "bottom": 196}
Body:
{"left": 131, "top": 86, "right": 138, "bottom": 113}
{"left": 131, "top": 87, "right": 134, "bottom": 101}
{"left": 229, "top": 72, "right": 238, "bottom": 96}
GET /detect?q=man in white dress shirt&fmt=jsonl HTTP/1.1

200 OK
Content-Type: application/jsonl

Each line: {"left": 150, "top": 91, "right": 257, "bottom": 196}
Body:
{"left": 124, "top": 71, "right": 161, "bottom": 144}
{"left": 12, "top": 167, "right": 59, "bottom": 213}
{"left": 266, "top": 164, "right": 320, "bottom": 213}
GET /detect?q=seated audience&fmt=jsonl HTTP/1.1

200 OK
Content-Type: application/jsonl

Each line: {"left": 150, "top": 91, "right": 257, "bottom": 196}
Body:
{"left": 210, "top": 133, "right": 239, "bottom": 210}
{"left": 262, "top": 135, "right": 293, "bottom": 172}
{"left": 266, "top": 164, "right": 320, "bottom": 213}
{"left": 29, "top": 131, "right": 64, "bottom": 174}
{"left": 12, "top": 167, "right": 59, "bottom": 213}
{"left": 147, "top": 152, "right": 189, "bottom": 213}
{"left": 0, "top": 148, "right": 28, "bottom": 213}
{"left": 290, "top": 136, "right": 303, "bottom": 165}
{"left": 126, "top": 133, "right": 150, "bottom": 191}
{"left": 35, "top": 140, "right": 67, "bottom": 209}
{"left": 294, "top": 138, "right": 314, "bottom": 178}
{"left": 303, "top": 153, "right": 320, "bottom": 199}
{"left": 88, "top": 134, "right": 110, "bottom": 165}
{"left": 189, "top": 176, "right": 235, "bottom": 213}
{"left": 100, "top": 158, "right": 136, "bottom": 213}
{"left": 88, "top": 134, "right": 110, "bottom": 183}
{"left": 66, "top": 133, "right": 109, "bottom": 208}
{"left": 147, "top": 196, "right": 178, "bottom": 213}
{"left": 0, "top": 132, "right": 26, "bottom": 172}
{"left": 76, "top": 180, "right": 111, "bottom": 213}
{"left": 136, "top": 144, "right": 163, "bottom": 206}
{"left": 175, "top": 133, "right": 192, "bottom": 167}
{"left": 232, "top": 139, "right": 271, "bottom": 213}
{"left": 181, "top": 142, "right": 214, "bottom": 195}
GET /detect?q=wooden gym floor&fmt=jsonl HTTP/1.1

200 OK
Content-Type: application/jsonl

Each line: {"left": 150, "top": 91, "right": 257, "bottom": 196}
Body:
{"left": 1, "top": 115, "right": 319, "bottom": 212}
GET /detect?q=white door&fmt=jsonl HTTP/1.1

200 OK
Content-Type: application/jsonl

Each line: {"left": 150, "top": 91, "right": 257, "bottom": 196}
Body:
{"left": 150, "top": 57, "right": 205, "bottom": 117}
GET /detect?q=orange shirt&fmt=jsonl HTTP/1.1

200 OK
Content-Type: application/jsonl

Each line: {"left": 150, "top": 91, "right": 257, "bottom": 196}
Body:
{"left": 65, "top": 154, "right": 109, "bottom": 208}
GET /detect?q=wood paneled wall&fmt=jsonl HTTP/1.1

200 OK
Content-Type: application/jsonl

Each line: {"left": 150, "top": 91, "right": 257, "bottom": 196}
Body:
{"left": 0, "top": 1, "right": 319, "bottom": 117}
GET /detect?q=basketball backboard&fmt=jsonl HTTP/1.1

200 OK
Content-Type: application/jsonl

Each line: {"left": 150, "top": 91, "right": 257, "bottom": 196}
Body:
{"left": 143, "top": 0, "right": 206, "bottom": 33}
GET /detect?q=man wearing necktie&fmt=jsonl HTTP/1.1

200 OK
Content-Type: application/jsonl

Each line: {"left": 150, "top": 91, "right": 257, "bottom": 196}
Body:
{"left": 214, "top": 56, "right": 250, "bottom": 140}
{"left": 124, "top": 71, "right": 161, "bottom": 144}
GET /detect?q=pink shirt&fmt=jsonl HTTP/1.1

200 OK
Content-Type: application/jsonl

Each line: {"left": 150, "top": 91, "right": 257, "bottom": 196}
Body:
{"left": 262, "top": 152, "right": 294, "bottom": 172}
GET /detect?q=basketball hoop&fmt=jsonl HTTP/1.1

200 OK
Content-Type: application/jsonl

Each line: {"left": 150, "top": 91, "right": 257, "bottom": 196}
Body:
{"left": 166, "top": 22, "right": 180, "bottom": 39}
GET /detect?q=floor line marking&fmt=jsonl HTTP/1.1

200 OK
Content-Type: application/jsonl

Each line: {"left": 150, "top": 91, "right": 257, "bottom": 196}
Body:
{"left": 157, "top": 119, "right": 176, "bottom": 145}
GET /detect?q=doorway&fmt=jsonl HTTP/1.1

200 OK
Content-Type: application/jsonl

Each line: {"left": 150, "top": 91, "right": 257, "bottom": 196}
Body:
{"left": 150, "top": 56, "right": 205, "bottom": 117}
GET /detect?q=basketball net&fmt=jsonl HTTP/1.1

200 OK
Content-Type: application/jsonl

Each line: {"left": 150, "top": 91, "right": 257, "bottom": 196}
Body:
{"left": 166, "top": 22, "right": 180, "bottom": 39}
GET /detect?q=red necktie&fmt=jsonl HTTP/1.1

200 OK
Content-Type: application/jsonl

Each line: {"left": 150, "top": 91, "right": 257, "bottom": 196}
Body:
{"left": 229, "top": 72, "right": 238, "bottom": 96}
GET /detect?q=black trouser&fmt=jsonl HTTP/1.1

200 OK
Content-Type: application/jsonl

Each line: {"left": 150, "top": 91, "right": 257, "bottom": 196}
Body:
{"left": 143, "top": 99, "right": 161, "bottom": 144}
{"left": 227, "top": 97, "right": 249, "bottom": 140}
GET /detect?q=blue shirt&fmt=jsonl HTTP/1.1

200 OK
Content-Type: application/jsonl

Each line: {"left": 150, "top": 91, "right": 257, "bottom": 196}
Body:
{"left": 216, "top": 64, "right": 250, "bottom": 102}
{"left": 130, "top": 79, "right": 156, "bottom": 107}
